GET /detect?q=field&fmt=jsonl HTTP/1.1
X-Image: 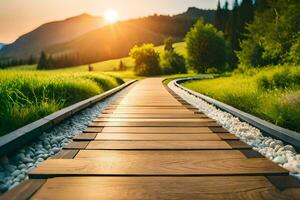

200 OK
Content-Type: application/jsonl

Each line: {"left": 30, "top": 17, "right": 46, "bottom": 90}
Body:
{"left": 0, "top": 71, "right": 123, "bottom": 136}
{"left": 181, "top": 66, "right": 300, "bottom": 132}
{"left": 10, "top": 42, "right": 186, "bottom": 73}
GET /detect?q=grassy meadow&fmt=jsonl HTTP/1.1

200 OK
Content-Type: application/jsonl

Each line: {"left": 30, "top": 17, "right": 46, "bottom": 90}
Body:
{"left": 11, "top": 42, "right": 186, "bottom": 73}
{"left": 0, "top": 70, "right": 123, "bottom": 136}
{"left": 181, "top": 66, "right": 300, "bottom": 132}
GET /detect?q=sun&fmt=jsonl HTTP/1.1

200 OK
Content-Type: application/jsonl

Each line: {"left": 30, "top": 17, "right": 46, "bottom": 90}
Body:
{"left": 104, "top": 9, "right": 119, "bottom": 23}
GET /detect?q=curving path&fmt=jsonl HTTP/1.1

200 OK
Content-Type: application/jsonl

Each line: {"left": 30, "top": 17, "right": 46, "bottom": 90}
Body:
{"left": 3, "top": 78, "right": 300, "bottom": 200}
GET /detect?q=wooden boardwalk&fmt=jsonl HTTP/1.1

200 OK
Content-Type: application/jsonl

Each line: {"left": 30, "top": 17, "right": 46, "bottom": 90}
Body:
{"left": 4, "top": 78, "right": 300, "bottom": 200}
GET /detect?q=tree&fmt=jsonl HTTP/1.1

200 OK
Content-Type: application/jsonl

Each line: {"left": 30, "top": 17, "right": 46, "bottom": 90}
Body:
{"left": 164, "top": 37, "right": 174, "bottom": 51}
{"left": 161, "top": 36, "right": 186, "bottom": 74}
{"left": 185, "top": 20, "right": 229, "bottom": 73}
{"left": 237, "top": 0, "right": 300, "bottom": 67}
{"left": 129, "top": 44, "right": 161, "bottom": 76}
{"left": 37, "top": 51, "right": 49, "bottom": 70}
{"left": 118, "top": 60, "right": 127, "bottom": 71}
{"left": 160, "top": 50, "right": 186, "bottom": 74}
{"left": 214, "top": 0, "right": 223, "bottom": 30}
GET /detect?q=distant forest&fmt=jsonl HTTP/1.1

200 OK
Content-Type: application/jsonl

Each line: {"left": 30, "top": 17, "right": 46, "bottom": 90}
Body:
{"left": 0, "top": 7, "right": 215, "bottom": 69}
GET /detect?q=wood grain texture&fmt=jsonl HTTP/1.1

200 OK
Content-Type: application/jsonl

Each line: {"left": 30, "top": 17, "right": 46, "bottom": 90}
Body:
{"left": 31, "top": 176, "right": 297, "bottom": 200}
{"left": 93, "top": 118, "right": 215, "bottom": 122}
{"left": 63, "top": 141, "right": 89, "bottom": 150}
{"left": 73, "top": 133, "right": 97, "bottom": 141}
{"left": 95, "top": 133, "right": 221, "bottom": 141}
{"left": 97, "top": 113, "right": 207, "bottom": 119}
{"left": 83, "top": 127, "right": 103, "bottom": 133}
{"left": 0, "top": 179, "right": 46, "bottom": 200}
{"left": 101, "top": 127, "right": 213, "bottom": 133}
{"left": 75, "top": 150, "right": 245, "bottom": 160}
{"left": 51, "top": 150, "right": 79, "bottom": 159}
{"left": 29, "top": 158, "right": 287, "bottom": 177}
{"left": 90, "top": 121, "right": 220, "bottom": 127}
{"left": 86, "top": 140, "right": 232, "bottom": 150}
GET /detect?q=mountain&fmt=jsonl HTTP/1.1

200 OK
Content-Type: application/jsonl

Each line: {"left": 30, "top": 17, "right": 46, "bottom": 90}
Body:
{"left": 45, "top": 7, "right": 216, "bottom": 67}
{"left": 174, "top": 7, "right": 215, "bottom": 22}
{"left": 0, "top": 13, "right": 105, "bottom": 59}
{"left": 0, "top": 43, "right": 5, "bottom": 50}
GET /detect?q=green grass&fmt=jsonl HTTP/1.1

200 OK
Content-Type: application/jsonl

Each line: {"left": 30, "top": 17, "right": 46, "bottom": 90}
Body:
{"left": 11, "top": 42, "right": 186, "bottom": 74}
{"left": 0, "top": 70, "right": 124, "bottom": 136}
{"left": 181, "top": 66, "right": 300, "bottom": 132}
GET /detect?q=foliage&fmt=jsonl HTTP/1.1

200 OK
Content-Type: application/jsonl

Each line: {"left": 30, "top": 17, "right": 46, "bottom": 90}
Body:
{"left": 164, "top": 37, "right": 174, "bottom": 51}
{"left": 182, "top": 65, "right": 300, "bottom": 132}
{"left": 237, "top": 0, "right": 300, "bottom": 67}
{"left": 160, "top": 50, "right": 186, "bottom": 75}
{"left": 214, "top": 0, "right": 255, "bottom": 68}
{"left": 0, "top": 71, "right": 124, "bottom": 136}
{"left": 289, "top": 34, "right": 300, "bottom": 65}
{"left": 185, "top": 20, "right": 229, "bottom": 73}
{"left": 117, "top": 60, "right": 127, "bottom": 71}
{"left": 129, "top": 43, "right": 161, "bottom": 76}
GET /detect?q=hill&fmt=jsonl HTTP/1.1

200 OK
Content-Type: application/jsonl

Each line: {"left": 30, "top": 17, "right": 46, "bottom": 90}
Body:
{"left": 45, "top": 7, "right": 215, "bottom": 68}
{"left": 0, "top": 43, "right": 5, "bottom": 50}
{"left": 0, "top": 14, "right": 104, "bottom": 59}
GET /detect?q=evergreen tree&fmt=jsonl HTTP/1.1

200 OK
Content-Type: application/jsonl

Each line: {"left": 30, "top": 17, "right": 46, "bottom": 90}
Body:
{"left": 37, "top": 51, "right": 48, "bottom": 70}
{"left": 238, "top": 0, "right": 254, "bottom": 39}
{"left": 214, "top": 0, "right": 223, "bottom": 30}
{"left": 164, "top": 37, "right": 174, "bottom": 51}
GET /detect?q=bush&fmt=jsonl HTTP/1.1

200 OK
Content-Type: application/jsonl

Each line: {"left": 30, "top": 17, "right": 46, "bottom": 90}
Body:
{"left": 129, "top": 44, "right": 160, "bottom": 76}
{"left": 160, "top": 49, "right": 186, "bottom": 75}
{"left": 289, "top": 35, "right": 300, "bottom": 65}
{"left": 256, "top": 67, "right": 300, "bottom": 90}
{"left": 185, "top": 20, "right": 229, "bottom": 73}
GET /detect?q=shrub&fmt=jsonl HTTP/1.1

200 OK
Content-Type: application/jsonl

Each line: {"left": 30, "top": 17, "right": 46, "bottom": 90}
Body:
{"left": 257, "top": 67, "right": 300, "bottom": 90}
{"left": 129, "top": 44, "right": 160, "bottom": 76}
{"left": 160, "top": 49, "right": 186, "bottom": 75}
{"left": 185, "top": 20, "right": 229, "bottom": 73}
{"left": 289, "top": 35, "right": 300, "bottom": 65}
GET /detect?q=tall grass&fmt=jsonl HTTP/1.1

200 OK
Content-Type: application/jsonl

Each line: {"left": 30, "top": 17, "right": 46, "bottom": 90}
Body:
{"left": 0, "top": 70, "right": 124, "bottom": 136}
{"left": 182, "top": 66, "right": 300, "bottom": 132}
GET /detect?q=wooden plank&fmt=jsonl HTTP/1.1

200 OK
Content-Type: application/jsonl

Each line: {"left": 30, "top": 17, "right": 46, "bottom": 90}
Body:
{"left": 76, "top": 150, "right": 245, "bottom": 160}
{"left": 31, "top": 176, "right": 299, "bottom": 200}
{"left": 102, "top": 110, "right": 194, "bottom": 114}
{"left": 73, "top": 133, "right": 97, "bottom": 141}
{"left": 217, "top": 133, "right": 239, "bottom": 140}
{"left": 93, "top": 118, "right": 216, "bottom": 122}
{"left": 101, "top": 127, "right": 213, "bottom": 133}
{"left": 107, "top": 106, "right": 196, "bottom": 109}
{"left": 0, "top": 179, "right": 46, "bottom": 200}
{"left": 51, "top": 150, "right": 79, "bottom": 159}
{"left": 90, "top": 122, "right": 220, "bottom": 127}
{"left": 95, "top": 133, "right": 221, "bottom": 141}
{"left": 63, "top": 141, "right": 89, "bottom": 150}
{"left": 86, "top": 140, "right": 232, "bottom": 150}
{"left": 83, "top": 127, "right": 103, "bottom": 133}
{"left": 97, "top": 113, "right": 207, "bottom": 118}
{"left": 226, "top": 141, "right": 252, "bottom": 149}
{"left": 210, "top": 127, "right": 229, "bottom": 133}
{"left": 29, "top": 158, "right": 287, "bottom": 177}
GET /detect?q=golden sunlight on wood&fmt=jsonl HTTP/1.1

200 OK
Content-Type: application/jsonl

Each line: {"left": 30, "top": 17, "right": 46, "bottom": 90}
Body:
{"left": 104, "top": 9, "right": 119, "bottom": 23}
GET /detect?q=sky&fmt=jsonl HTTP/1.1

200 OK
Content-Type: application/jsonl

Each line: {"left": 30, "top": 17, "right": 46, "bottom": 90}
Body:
{"left": 0, "top": 0, "right": 227, "bottom": 44}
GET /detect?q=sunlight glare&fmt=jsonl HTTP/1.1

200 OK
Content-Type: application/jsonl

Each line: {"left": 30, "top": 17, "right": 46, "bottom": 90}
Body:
{"left": 104, "top": 9, "right": 119, "bottom": 23}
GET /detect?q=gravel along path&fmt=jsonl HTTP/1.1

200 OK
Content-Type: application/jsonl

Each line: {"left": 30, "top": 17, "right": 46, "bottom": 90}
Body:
{"left": 168, "top": 80, "right": 300, "bottom": 179}
{"left": 0, "top": 88, "right": 126, "bottom": 193}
